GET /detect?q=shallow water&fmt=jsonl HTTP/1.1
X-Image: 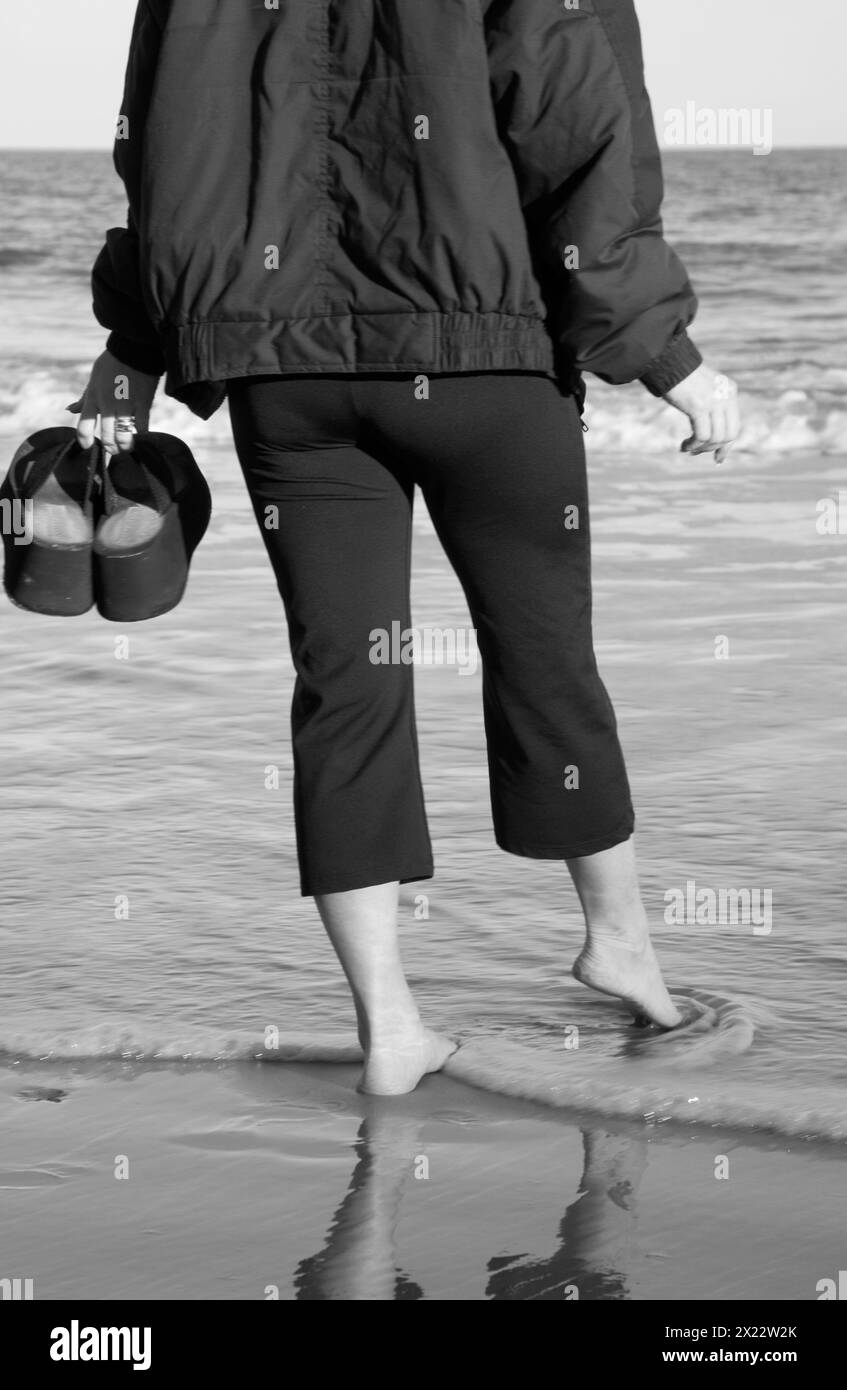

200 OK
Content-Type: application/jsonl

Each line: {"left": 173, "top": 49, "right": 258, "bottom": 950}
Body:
{"left": 1, "top": 433, "right": 846, "bottom": 1137}
{"left": 0, "top": 151, "right": 846, "bottom": 1138}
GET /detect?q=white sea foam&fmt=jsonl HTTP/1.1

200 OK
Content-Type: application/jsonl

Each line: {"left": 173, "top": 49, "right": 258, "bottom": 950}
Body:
{"left": 1, "top": 371, "right": 843, "bottom": 459}
{"left": 2, "top": 992, "right": 841, "bottom": 1143}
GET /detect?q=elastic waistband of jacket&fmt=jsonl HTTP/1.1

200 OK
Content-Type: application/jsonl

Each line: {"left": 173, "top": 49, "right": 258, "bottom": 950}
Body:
{"left": 163, "top": 310, "right": 559, "bottom": 384}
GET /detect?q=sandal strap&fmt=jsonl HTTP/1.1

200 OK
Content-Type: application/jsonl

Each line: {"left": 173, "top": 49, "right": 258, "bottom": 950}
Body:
{"left": 82, "top": 443, "right": 101, "bottom": 515}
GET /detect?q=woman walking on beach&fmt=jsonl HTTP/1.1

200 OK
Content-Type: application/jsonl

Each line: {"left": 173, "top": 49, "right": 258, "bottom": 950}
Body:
{"left": 73, "top": 0, "right": 739, "bottom": 1094}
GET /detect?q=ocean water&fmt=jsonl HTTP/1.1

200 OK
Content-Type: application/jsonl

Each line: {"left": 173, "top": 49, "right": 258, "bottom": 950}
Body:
{"left": 1, "top": 149, "right": 846, "bottom": 454}
{"left": 1, "top": 149, "right": 846, "bottom": 1141}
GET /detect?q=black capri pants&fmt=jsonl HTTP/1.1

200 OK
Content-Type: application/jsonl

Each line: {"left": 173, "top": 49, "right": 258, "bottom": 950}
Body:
{"left": 227, "top": 371, "right": 635, "bottom": 896}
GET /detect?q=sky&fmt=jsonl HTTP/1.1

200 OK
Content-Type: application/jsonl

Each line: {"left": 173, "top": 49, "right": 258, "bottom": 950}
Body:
{"left": 0, "top": 0, "right": 844, "bottom": 150}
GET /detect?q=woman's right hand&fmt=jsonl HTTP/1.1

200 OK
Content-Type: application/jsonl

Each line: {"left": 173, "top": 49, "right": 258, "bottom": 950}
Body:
{"left": 67, "top": 349, "right": 160, "bottom": 455}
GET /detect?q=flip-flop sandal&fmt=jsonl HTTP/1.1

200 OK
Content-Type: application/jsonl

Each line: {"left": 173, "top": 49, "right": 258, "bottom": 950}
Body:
{"left": 1, "top": 426, "right": 100, "bottom": 616}
{"left": 93, "top": 433, "right": 212, "bottom": 622}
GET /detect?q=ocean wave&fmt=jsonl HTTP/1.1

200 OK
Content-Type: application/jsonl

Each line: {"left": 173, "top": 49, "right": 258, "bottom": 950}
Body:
{"left": 0, "top": 371, "right": 845, "bottom": 459}
{"left": 0, "top": 1025, "right": 364, "bottom": 1067}
{"left": 445, "top": 1041, "right": 847, "bottom": 1145}
{"left": 1, "top": 991, "right": 842, "bottom": 1143}
{"left": 582, "top": 389, "right": 847, "bottom": 457}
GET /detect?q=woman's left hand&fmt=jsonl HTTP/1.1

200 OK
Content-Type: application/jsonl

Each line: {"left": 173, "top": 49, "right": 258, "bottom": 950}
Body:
{"left": 662, "top": 363, "right": 741, "bottom": 464}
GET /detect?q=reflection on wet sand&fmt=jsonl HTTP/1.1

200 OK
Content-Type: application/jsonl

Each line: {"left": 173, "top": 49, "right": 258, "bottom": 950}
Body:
{"left": 295, "top": 1113, "right": 426, "bottom": 1300}
{"left": 294, "top": 1106, "right": 648, "bottom": 1301}
{"left": 486, "top": 1128, "right": 649, "bottom": 1300}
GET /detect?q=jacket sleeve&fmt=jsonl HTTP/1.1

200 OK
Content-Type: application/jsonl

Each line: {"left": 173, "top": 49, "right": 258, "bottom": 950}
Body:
{"left": 91, "top": 0, "right": 166, "bottom": 377}
{"left": 484, "top": 0, "right": 702, "bottom": 395}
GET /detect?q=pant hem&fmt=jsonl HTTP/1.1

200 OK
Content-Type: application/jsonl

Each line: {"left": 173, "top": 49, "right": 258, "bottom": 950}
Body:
{"left": 300, "top": 864, "right": 435, "bottom": 898}
{"left": 495, "top": 821, "right": 634, "bottom": 861}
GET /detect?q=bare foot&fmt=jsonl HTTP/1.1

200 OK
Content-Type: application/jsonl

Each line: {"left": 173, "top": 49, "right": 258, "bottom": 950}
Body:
{"left": 572, "top": 932, "right": 682, "bottom": 1029}
{"left": 359, "top": 1028, "right": 458, "bottom": 1096}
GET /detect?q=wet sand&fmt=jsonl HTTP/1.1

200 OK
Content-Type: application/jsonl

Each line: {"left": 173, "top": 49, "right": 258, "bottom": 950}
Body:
{"left": 1, "top": 1060, "right": 843, "bottom": 1301}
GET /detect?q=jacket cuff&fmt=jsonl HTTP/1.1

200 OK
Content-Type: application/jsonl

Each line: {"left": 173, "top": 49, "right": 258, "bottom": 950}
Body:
{"left": 640, "top": 329, "right": 703, "bottom": 397}
{"left": 106, "top": 331, "right": 166, "bottom": 378}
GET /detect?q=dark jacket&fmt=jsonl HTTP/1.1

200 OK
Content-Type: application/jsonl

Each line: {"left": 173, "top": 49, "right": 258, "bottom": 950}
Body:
{"left": 92, "top": 0, "right": 702, "bottom": 421}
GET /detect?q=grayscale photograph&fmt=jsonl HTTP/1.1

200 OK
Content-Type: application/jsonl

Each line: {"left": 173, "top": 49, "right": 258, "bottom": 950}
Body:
{"left": 0, "top": 0, "right": 844, "bottom": 1344}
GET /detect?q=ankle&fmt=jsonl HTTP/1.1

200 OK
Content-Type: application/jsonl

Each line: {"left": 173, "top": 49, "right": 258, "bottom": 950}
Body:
{"left": 358, "top": 1001, "right": 423, "bottom": 1045}
{"left": 584, "top": 916, "right": 649, "bottom": 946}
{"left": 367, "top": 1022, "right": 426, "bottom": 1050}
